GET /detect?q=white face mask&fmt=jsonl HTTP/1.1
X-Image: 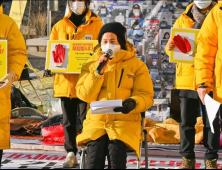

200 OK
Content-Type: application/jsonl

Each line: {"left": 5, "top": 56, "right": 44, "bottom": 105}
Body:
{"left": 152, "top": 61, "right": 157, "bottom": 65}
{"left": 71, "top": 1, "right": 86, "bottom": 15}
{"left": 101, "top": 43, "right": 121, "bottom": 58}
{"left": 194, "top": 0, "right": 212, "bottom": 9}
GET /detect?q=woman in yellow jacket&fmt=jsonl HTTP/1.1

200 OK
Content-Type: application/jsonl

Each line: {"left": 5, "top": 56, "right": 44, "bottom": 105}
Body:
{"left": 76, "top": 22, "right": 154, "bottom": 169}
{"left": 50, "top": 0, "right": 103, "bottom": 168}
{"left": 166, "top": 0, "right": 220, "bottom": 169}
{"left": 0, "top": 0, "right": 27, "bottom": 167}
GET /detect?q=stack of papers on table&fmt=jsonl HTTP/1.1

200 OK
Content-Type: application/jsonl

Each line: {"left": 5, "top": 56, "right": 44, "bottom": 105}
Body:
{"left": 91, "top": 100, "right": 122, "bottom": 114}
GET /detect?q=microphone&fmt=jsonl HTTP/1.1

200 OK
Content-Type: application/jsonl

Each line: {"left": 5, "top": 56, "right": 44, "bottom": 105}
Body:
{"left": 96, "top": 49, "right": 113, "bottom": 74}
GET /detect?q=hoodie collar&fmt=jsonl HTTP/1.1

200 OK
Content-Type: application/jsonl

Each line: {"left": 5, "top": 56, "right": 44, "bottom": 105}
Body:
{"left": 183, "top": 1, "right": 217, "bottom": 15}
{"left": 94, "top": 41, "right": 136, "bottom": 64}
{"left": 64, "top": 9, "right": 100, "bottom": 29}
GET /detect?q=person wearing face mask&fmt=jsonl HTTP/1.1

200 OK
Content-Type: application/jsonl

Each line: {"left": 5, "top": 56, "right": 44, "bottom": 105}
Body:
{"left": 158, "top": 1, "right": 170, "bottom": 13}
{"left": 76, "top": 22, "right": 154, "bottom": 169}
{"left": 165, "top": 0, "right": 219, "bottom": 169}
{"left": 129, "top": 4, "right": 143, "bottom": 18}
{"left": 0, "top": 0, "right": 27, "bottom": 167}
{"left": 50, "top": 0, "right": 103, "bottom": 168}
{"left": 98, "top": 2, "right": 109, "bottom": 17}
{"left": 149, "top": 58, "right": 160, "bottom": 71}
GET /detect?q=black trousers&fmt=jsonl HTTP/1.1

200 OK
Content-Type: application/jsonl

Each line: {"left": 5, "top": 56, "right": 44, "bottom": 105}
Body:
{"left": 86, "top": 135, "right": 127, "bottom": 169}
{"left": 61, "top": 97, "right": 87, "bottom": 155}
{"left": 179, "top": 94, "right": 220, "bottom": 160}
{"left": 0, "top": 150, "right": 3, "bottom": 169}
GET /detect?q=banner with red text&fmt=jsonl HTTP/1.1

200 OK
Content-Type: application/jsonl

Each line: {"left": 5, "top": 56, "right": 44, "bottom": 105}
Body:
{"left": 0, "top": 40, "right": 7, "bottom": 80}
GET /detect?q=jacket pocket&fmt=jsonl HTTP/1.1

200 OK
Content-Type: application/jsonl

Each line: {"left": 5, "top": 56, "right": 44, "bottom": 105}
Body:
{"left": 216, "top": 58, "right": 221, "bottom": 88}
{"left": 118, "top": 69, "right": 124, "bottom": 88}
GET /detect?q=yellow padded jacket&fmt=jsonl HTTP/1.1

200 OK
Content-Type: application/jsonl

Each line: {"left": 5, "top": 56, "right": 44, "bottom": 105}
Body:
{"left": 50, "top": 9, "right": 103, "bottom": 98}
{"left": 165, "top": 2, "right": 216, "bottom": 90}
{"left": 76, "top": 41, "right": 154, "bottom": 158}
{"left": 195, "top": 4, "right": 222, "bottom": 103}
{"left": 0, "top": 5, "right": 27, "bottom": 149}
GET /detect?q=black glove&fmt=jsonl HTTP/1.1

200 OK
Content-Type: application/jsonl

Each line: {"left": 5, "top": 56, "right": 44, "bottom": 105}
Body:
{"left": 114, "top": 98, "right": 136, "bottom": 114}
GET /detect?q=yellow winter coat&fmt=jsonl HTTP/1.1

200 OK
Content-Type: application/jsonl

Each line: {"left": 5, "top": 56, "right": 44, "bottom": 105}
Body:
{"left": 50, "top": 9, "right": 103, "bottom": 98}
{"left": 76, "top": 41, "right": 154, "bottom": 158}
{"left": 0, "top": 5, "right": 27, "bottom": 149}
{"left": 165, "top": 2, "right": 216, "bottom": 90}
{"left": 195, "top": 4, "right": 222, "bottom": 103}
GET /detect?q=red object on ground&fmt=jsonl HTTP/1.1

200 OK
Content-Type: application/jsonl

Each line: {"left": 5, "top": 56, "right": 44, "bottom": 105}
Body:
{"left": 173, "top": 35, "right": 192, "bottom": 54}
{"left": 41, "top": 124, "right": 65, "bottom": 143}
{"left": 52, "top": 44, "right": 66, "bottom": 64}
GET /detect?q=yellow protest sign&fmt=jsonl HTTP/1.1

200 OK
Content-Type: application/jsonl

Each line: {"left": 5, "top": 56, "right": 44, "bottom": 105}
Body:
{"left": 45, "top": 40, "right": 98, "bottom": 73}
{"left": 0, "top": 40, "right": 7, "bottom": 80}
{"left": 170, "top": 28, "right": 200, "bottom": 64}
{"left": 9, "top": 0, "right": 27, "bottom": 29}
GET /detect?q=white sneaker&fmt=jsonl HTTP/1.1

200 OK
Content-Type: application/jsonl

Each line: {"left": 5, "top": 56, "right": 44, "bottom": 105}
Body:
{"left": 63, "top": 152, "right": 78, "bottom": 168}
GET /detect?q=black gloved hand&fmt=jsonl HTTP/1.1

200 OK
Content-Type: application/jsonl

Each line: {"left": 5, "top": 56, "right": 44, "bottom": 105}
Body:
{"left": 114, "top": 98, "right": 136, "bottom": 114}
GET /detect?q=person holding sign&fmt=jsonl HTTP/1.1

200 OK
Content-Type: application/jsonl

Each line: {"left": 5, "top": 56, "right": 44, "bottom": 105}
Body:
{"left": 0, "top": 0, "right": 27, "bottom": 167}
{"left": 76, "top": 22, "right": 154, "bottom": 169}
{"left": 166, "top": 0, "right": 220, "bottom": 169}
{"left": 50, "top": 0, "right": 103, "bottom": 168}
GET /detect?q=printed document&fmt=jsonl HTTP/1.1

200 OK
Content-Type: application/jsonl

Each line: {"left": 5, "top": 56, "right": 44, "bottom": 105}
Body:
{"left": 91, "top": 100, "right": 122, "bottom": 114}
{"left": 204, "top": 94, "right": 221, "bottom": 133}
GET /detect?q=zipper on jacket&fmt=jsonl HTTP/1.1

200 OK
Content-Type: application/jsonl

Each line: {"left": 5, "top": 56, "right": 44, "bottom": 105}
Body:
{"left": 118, "top": 69, "right": 124, "bottom": 88}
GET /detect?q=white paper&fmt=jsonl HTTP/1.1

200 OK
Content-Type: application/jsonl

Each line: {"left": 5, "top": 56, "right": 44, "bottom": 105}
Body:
{"left": 204, "top": 94, "right": 221, "bottom": 133}
{"left": 90, "top": 100, "right": 122, "bottom": 114}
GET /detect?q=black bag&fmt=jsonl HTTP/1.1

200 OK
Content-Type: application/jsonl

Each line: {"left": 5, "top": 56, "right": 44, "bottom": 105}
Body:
{"left": 11, "top": 85, "right": 37, "bottom": 110}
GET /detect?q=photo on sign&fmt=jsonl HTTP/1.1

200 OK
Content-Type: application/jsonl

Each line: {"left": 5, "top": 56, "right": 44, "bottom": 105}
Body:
{"left": 156, "top": 0, "right": 175, "bottom": 14}
{"left": 161, "top": 62, "right": 176, "bottom": 75}
{"left": 157, "top": 12, "right": 172, "bottom": 29}
{"left": 161, "top": 52, "right": 169, "bottom": 63}
{"left": 97, "top": 0, "right": 113, "bottom": 18}
{"left": 113, "top": 10, "right": 127, "bottom": 26}
{"left": 170, "top": 28, "right": 199, "bottom": 64}
{"left": 161, "top": 75, "right": 175, "bottom": 91}
{"left": 112, "top": 1, "right": 129, "bottom": 25}
{"left": 173, "top": 2, "right": 188, "bottom": 19}
{"left": 146, "top": 55, "right": 161, "bottom": 82}
{"left": 160, "top": 39, "right": 169, "bottom": 54}
{"left": 153, "top": 75, "right": 163, "bottom": 91}
{"left": 49, "top": 43, "right": 70, "bottom": 70}
{"left": 127, "top": 18, "right": 144, "bottom": 47}
{"left": 159, "top": 29, "right": 171, "bottom": 42}
{"left": 89, "top": 1, "right": 98, "bottom": 13}
{"left": 128, "top": 3, "right": 143, "bottom": 18}
{"left": 147, "top": 41, "right": 158, "bottom": 55}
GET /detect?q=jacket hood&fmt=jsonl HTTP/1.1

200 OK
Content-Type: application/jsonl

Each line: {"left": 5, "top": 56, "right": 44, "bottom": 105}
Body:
{"left": 64, "top": 9, "right": 101, "bottom": 29}
{"left": 94, "top": 40, "right": 137, "bottom": 63}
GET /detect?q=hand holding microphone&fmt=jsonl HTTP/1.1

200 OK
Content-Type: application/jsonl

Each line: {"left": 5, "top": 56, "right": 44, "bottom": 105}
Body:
{"left": 96, "top": 49, "right": 113, "bottom": 75}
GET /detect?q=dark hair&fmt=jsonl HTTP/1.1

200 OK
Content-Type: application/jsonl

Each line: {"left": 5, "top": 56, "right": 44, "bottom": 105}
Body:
{"left": 117, "top": 37, "right": 127, "bottom": 50}
{"left": 0, "top": 0, "right": 3, "bottom": 6}
{"left": 163, "top": 32, "right": 170, "bottom": 39}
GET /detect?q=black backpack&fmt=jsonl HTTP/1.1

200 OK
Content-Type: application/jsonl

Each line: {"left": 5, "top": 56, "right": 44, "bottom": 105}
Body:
{"left": 11, "top": 85, "right": 37, "bottom": 110}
